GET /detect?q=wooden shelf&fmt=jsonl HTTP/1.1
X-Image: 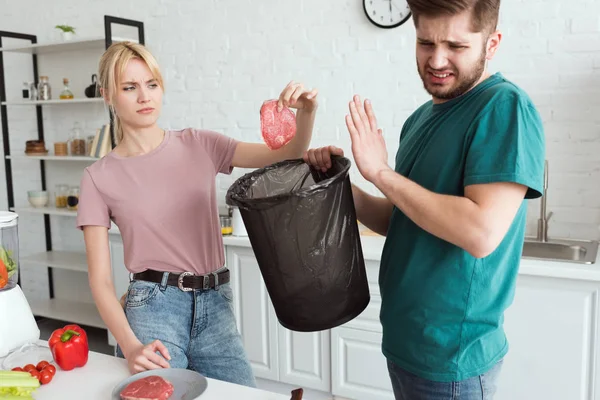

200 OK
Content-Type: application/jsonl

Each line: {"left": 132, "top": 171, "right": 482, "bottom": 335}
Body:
{"left": 21, "top": 251, "right": 88, "bottom": 273}
{"left": 0, "top": 36, "right": 137, "bottom": 55}
{"left": 11, "top": 206, "right": 76, "bottom": 217}
{"left": 7, "top": 154, "right": 99, "bottom": 162}
{"left": 1, "top": 98, "right": 104, "bottom": 106}
{"left": 28, "top": 298, "right": 105, "bottom": 329}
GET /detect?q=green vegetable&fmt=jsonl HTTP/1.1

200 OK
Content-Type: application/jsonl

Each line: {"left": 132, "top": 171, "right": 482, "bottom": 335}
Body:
{"left": 0, "top": 371, "right": 30, "bottom": 377}
{"left": 0, "top": 247, "right": 16, "bottom": 278}
{"left": 0, "top": 371, "right": 39, "bottom": 398}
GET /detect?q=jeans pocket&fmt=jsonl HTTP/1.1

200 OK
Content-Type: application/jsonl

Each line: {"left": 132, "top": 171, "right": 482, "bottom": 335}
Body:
{"left": 125, "top": 280, "right": 160, "bottom": 308}
{"left": 217, "top": 283, "right": 234, "bottom": 303}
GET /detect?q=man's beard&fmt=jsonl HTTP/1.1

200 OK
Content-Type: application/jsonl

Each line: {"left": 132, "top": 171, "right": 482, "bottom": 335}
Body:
{"left": 418, "top": 48, "right": 487, "bottom": 101}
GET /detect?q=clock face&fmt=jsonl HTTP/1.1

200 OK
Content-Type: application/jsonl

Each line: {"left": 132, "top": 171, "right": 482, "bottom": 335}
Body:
{"left": 363, "top": 0, "right": 412, "bottom": 29}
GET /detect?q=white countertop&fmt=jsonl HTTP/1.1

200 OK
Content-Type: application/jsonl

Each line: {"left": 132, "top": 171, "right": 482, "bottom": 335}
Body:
{"left": 0, "top": 341, "right": 290, "bottom": 400}
{"left": 223, "top": 234, "right": 600, "bottom": 282}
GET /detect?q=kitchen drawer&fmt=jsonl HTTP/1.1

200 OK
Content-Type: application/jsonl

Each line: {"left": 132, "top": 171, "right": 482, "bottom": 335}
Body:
{"left": 331, "top": 327, "right": 394, "bottom": 400}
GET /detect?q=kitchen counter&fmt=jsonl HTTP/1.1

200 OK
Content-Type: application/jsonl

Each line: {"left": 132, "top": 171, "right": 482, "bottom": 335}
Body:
{"left": 0, "top": 341, "right": 290, "bottom": 400}
{"left": 223, "top": 234, "right": 600, "bottom": 282}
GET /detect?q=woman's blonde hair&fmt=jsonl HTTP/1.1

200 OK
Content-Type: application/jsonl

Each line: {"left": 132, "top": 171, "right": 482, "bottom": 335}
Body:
{"left": 97, "top": 41, "right": 165, "bottom": 144}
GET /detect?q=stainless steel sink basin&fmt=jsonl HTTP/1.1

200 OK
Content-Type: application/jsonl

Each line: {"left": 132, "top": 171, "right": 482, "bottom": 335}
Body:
{"left": 522, "top": 238, "right": 599, "bottom": 264}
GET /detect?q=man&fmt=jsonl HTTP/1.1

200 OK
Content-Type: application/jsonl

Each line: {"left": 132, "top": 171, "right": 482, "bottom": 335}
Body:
{"left": 304, "top": 0, "right": 545, "bottom": 398}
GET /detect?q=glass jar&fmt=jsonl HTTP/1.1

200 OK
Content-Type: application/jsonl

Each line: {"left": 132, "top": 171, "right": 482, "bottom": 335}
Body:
{"left": 37, "top": 76, "right": 51, "bottom": 101}
{"left": 29, "top": 82, "right": 37, "bottom": 101}
{"left": 55, "top": 184, "right": 69, "bottom": 208}
{"left": 220, "top": 216, "right": 232, "bottom": 236}
{"left": 0, "top": 211, "right": 19, "bottom": 291}
{"left": 86, "top": 135, "right": 95, "bottom": 157}
{"left": 69, "top": 122, "right": 86, "bottom": 156}
{"left": 59, "top": 78, "right": 74, "bottom": 100}
{"left": 67, "top": 186, "right": 79, "bottom": 211}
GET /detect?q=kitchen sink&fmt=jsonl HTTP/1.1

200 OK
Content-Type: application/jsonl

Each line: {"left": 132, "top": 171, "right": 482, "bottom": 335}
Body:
{"left": 522, "top": 238, "right": 599, "bottom": 264}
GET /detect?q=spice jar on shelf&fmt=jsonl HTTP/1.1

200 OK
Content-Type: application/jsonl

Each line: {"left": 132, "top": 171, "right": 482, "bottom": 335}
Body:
{"left": 67, "top": 186, "right": 79, "bottom": 211}
{"left": 55, "top": 184, "right": 69, "bottom": 208}
{"left": 54, "top": 141, "right": 68, "bottom": 156}
{"left": 37, "top": 76, "right": 51, "bottom": 101}
{"left": 68, "top": 122, "right": 86, "bottom": 156}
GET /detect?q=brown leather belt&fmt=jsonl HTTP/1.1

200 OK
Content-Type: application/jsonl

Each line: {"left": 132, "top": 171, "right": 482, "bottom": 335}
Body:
{"left": 132, "top": 269, "right": 230, "bottom": 292}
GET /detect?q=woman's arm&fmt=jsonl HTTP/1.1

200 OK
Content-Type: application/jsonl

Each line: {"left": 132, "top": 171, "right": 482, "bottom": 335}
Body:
{"left": 83, "top": 226, "right": 171, "bottom": 373}
{"left": 232, "top": 81, "right": 318, "bottom": 169}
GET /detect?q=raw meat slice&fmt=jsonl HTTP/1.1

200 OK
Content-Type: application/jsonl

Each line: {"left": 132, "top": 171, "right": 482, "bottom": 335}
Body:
{"left": 260, "top": 100, "right": 297, "bottom": 150}
{"left": 120, "top": 375, "right": 174, "bottom": 400}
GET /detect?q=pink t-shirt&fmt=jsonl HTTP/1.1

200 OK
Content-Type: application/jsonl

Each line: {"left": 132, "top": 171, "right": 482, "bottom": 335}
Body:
{"left": 76, "top": 128, "right": 239, "bottom": 275}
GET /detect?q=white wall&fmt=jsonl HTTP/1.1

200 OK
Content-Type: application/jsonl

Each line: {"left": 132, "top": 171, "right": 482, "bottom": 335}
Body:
{"left": 1, "top": 0, "right": 599, "bottom": 298}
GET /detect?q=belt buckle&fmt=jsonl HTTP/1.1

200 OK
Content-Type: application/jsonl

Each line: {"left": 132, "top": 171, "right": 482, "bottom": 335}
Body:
{"left": 202, "top": 274, "right": 210, "bottom": 290}
{"left": 212, "top": 272, "right": 220, "bottom": 291}
{"left": 177, "top": 272, "right": 194, "bottom": 292}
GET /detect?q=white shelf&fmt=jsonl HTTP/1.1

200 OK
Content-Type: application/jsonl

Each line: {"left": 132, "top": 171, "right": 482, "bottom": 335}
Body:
{"left": 11, "top": 206, "right": 76, "bottom": 217}
{"left": 0, "top": 36, "right": 137, "bottom": 55}
{"left": 28, "top": 298, "right": 105, "bottom": 329}
{"left": 1, "top": 98, "right": 104, "bottom": 106}
{"left": 21, "top": 251, "right": 88, "bottom": 273}
{"left": 7, "top": 154, "right": 99, "bottom": 162}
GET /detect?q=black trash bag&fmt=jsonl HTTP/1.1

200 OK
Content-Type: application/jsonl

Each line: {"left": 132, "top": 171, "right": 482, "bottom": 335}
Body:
{"left": 226, "top": 156, "right": 370, "bottom": 332}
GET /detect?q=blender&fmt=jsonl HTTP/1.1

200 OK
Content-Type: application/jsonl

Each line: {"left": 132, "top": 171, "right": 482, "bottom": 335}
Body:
{"left": 0, "top": 211, "right": 40, "bottom": 358}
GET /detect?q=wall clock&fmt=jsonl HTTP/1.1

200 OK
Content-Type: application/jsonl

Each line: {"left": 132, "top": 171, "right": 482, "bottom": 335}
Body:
{"left": 363, "top": 0, "right": 412, "bottom": 29}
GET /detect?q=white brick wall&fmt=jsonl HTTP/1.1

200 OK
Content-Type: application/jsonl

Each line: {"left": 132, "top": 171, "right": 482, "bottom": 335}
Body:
{"left": 1, "top": 0, "right": 599, "bottom": 297}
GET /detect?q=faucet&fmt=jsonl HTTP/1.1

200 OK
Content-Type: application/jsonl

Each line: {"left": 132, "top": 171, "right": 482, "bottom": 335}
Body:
{"left": 537, "top": 160, "right": 553, "bottom": 242}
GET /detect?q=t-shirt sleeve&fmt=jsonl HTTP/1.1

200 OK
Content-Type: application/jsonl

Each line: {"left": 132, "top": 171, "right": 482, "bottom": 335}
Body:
{"left": 193, "top": 129, "right": 239, "bottom": 175}
{"left": 464, "top": 94, "right": 546, "bottom": 199}
{"left": 76, "top": 168, "right": 111, "bottom": 230}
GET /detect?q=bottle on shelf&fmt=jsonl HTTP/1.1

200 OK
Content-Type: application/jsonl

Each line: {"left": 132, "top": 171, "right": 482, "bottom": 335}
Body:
{"left": 59, "top": 78, "right": 74, "bottom": 100}
{"left": 22, "top": 82, "right": 29, "bottom": 99}
{"left": 29, "top": 82, "right": 37, "bottom": 101}
{"left": 67, "top": 186, "right": 79, "bottom": 211}
{"left": 68, "top": 122, "right": 86, "bottom": 156}
{"left": 37, "top": 76, "right": 51, "bottom": 101}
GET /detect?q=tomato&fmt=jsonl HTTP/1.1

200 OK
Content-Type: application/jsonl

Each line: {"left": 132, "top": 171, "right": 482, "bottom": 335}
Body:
{"left": 23, "top": 364, "right": 36, "bottom": 373}
{"left": 36, "top": 360, "right": 50, "bottom": 371}
{"left": 43, "top": 364, "right": 56, "bottom": 376}
{"left": 29, "top": 369, "right": 40, "bottom": 381}
{"left": 0, "top": 260, "right": 7, "bottom": 289}
{"left": 11, "top": 367, "right": 23, "bottom": 372}
{"left": 39, "top": 369, "right": 53, "bottom": 385}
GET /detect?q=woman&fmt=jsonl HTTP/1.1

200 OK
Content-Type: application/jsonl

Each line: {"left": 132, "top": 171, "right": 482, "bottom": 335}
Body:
{"left": 76, "top": 41, "right": 318, "bottom": 387}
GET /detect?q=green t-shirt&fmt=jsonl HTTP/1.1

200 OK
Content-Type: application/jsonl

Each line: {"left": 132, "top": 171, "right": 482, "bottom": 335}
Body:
{"left": 380, "top": 72, "right": 545, "bottom": 382}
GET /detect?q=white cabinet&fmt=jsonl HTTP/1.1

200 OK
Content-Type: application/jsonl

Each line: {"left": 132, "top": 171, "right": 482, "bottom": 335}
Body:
{"left": 226, "top": 245, "right": 332, "bottom": 392}
{"left": 278, "top": 328, "right": 331, "bottom": 392}
{"left": 496, "top": 275, "right": 600, "bottom": 400}
{"left": 331, "top": 327, "right": 394, "bottom": 400}
{"left": 226, "top": 246, "right": 279, "bottom": 381}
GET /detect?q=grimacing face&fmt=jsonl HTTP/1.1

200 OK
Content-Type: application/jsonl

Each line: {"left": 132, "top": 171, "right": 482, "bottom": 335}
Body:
{"left": 415, "top": 10, "right": 501, "bottom": 103}
{"left": 109, "top": 58, "right": 163, "bottom": 131}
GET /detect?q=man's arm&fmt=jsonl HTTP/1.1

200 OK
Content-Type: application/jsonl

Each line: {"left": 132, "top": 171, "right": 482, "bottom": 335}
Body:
{"left": 352, "top": 184, "right": 394, "bottom": 236}
{"left": 344, "top": 94, "right": 532, "bottom": 258}
{"left": 372, "top": 169, "right": 527, "bottom": 258}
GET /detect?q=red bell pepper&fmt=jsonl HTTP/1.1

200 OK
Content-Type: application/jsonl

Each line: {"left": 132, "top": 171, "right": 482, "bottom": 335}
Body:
{"left": 48, "top": 324, "right": 89, "bottom": 371}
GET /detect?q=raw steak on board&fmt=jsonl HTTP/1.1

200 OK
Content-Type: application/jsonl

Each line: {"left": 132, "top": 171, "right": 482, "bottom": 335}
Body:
{"left": 119, "top": 375, "right": 174, "bottom": 400}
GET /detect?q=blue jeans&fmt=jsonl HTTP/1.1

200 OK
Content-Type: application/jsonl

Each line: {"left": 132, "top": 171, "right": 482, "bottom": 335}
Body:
{"left": 387, "top": 359, "right": 503, "bottom": 400}
{"left": 116, "top": 277, "right": 256, "bottom": 387}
